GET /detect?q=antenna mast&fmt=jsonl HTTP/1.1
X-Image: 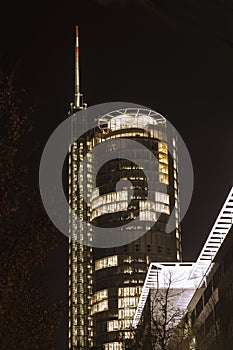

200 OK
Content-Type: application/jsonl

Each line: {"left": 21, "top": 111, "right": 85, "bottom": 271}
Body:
{"left": 70, "top": 25, "right": 86, "bottom": 112}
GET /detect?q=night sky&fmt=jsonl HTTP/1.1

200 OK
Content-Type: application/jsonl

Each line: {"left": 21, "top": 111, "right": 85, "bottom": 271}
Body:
{"left": 1, "top": 1, "right": 233, "bottom": 348}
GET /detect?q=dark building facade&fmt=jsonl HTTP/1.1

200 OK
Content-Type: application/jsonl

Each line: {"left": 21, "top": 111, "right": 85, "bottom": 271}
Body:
{"left": 185, "top": 225, "right": 233, "bottom": 350}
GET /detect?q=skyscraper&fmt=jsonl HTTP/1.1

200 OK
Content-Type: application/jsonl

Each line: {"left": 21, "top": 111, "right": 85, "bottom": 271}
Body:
{"left": 68, "top": 27, "right": 182, "bottom": 349}
{"left": 91, "top": 108, "right": 181, "bottom": 350}
{"left": 68, "top": 26, "right": 93, "bottom": 350}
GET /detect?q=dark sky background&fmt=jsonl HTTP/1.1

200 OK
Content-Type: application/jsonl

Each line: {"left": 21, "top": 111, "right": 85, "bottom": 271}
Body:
{"left": 1, "top": 0, "right": 233, "bottom": 348}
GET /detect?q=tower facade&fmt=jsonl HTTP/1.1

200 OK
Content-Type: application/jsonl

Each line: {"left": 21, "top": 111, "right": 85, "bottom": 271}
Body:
{"left": 68, "top": 26, "right": 93, "bottom": 350}
{"left": 68, "top": 28, "right": 182, "bottom": 350}
{"left": 90, "top": 109, "right": 181, "bottom": 349}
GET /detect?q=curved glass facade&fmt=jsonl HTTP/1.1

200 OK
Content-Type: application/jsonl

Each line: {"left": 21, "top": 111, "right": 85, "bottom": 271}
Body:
{"left": 69, "top": 108, "right": 181, "bottom": 349}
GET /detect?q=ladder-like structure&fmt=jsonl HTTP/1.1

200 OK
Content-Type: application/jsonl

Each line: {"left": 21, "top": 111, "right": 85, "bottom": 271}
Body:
{"left": 132, "top": 186, "right": 233, "bottom": 328}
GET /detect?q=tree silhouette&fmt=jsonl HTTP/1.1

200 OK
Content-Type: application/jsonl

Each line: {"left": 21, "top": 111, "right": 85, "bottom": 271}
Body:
{"left": 120, "top": 271, "right": 189, "bottom": 350}
{"left": 0, "top": 71, "right": 65, "bottom": 349}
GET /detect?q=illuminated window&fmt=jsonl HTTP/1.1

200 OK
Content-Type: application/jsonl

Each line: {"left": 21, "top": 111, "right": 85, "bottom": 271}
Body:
{"left": 91, "top": 188, "right": 99, "bottom": 200}
{"left": 123, "top": 266, "right": 133, "bottom": 274}
{"left": 139, "top": 195, "right": 169, "bottom": 213}
{"left": 124, "top": 279, "right": 143, "bottom": 284}
{"left": 118, "top": 296, "right": 139, "bottom": 308}
{"left": 155, "top": 192, "right": 169, "bottom": 204}
{"left": 118, "top": 287, "right": 142, "bottom": 330}
{"left": 158, "top": 142, "right": 168, "bottom": 154}
{"left": 139, "top": 210, "right": 157, "bottom": 221}
{"left": 103, "top": 342, "right": 123, "bottom": 350}
{"left": 118, "top": 286, "right": 142, "bottom": 297}
{"left": 91, "top": 289, "right": 108, "bottom": 315}
{"left": 159, "top": 163, "right": 168, "bottom": 174}
{"left": 107, "top": 320, "right": 119, "bottom": 332}
{"left": 118, "top": 308, "right": 136, "bottom": 319}
{"left": 124, "top": 331, "right": 134, "bottom": 339}
{"left": 123, "top": 256, "right": 134, "bottom": 263}
{"left": 159, "top": 173, "right": 169, "bottom": 184}
{"left": 91, "top": 201, "right": 129, "bottom": 220}
{"left": 158, "top": 142, "right": 169, "bottom": 184}
{"left": 173, "top": 149, "right": 177, "bottom": 160}
{"left": 91, "top": 190, "right": 128, "bottom": 210}
{"left": 91, "top": 300, "right": 108, "bottom": 315}
{"left": 120, "top": 319, "right": 131, "bottom": 329}
{"left": 93, "top": 289, "right": 108, "bottom": 303}
{"left": 107, "top": 319, "right": 132, "bottom": 332}
{"left": 159, "top": 152, "right": 168, "bottom": 164}
{"left": 156, "top": 203, "right": 170, "bottom": 215}
{"left": 95, "top": 255, "right": 118, "bottom": 271}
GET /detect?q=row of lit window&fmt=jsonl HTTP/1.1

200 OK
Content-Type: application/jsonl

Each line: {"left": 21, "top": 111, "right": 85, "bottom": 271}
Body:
{"left": 104, "top": 130, "right": 166, "bottom": 141}
{"left": 91, "top": 300, "right": 108, "bottom": 315}
{"left": 158, "top": 142, "right": 169, "bottom": 185}
{"left": 123, "top": 256, "right": 147, "bottom": 263}
{"left": 159, "top": 163, "right": 168, "bottom": 174}
{"left": 118, "top": 296, "right": 140, "bottom": 308}
{"left": 159, "top": 152, "right": 168, "bottom": 164}
{"left": 159, "top": 173, "right": 169, "bottom": 185}
{"left": 106, "top": 114, "right": 163, "bottom": 131}
{"left": 91, "top": 201, "right": 129, "bottom": 220}
{"left": 173, "top": 148, "right": 177, "bottom": 160}
{"left": 91, "top": 200, "right": 169, "bottom": 221}
{"left": 95, "top": 255, "right": 118, "bottom": 271}
{"left": 157, "top": 203, "right": 170, "bottom": 215}
{"left": 103, "top": 342, "right": 123, "bottom": 350}
{"left": 139, "top": 211, "right": 157, "bottom": 222}
{"left": 141, "top": 192, "right": 169, "bottom": 207}
{"left": 92, "top": 289, "right": 108, "bottom": 303}
{"left": 118, "top": 308, "right": 136, "bottom": 319}
{"left": 90, "top": 187, "right": 99, "bottom": 200}
{"left": 158, "top": 142, "right": 168, "bottom": 154}
{"left": 124, "top": 279, "right": 144, "bottom": 284}
{"left": 140, "top": 204, "right": 170, "bottom": 218}
{"left": 91, "top": 190, "right": 128, "bottom": 210}
{"left": 118, "top": 286, "right": 143, "bottom": 297}
{"left": 107, "top": 319, "right": 132, "bottom": 332}
{"left": 123, "top": 267, "right": 146, "bottom": 274}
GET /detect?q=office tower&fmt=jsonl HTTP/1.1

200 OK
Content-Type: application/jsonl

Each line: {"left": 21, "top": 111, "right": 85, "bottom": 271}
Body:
{"left": 91, "top": 108, "right": 181, "bottom": 349}
{"left": 68, "top": 26, "right": 93, "bottom": 350}
{"left": 68, "top": 27, "right": 181, "bottom": 350}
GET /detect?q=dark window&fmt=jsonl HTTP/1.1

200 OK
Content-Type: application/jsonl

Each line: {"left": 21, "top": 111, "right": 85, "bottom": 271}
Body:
{"left": 204, "top": 283, "right": 212, "bottom": 305}
{"left": 223, "top": 245, "right": 233, "bottom": 273}
{"left": 205, "top": 311, "right": 214, "bottom": 334}
{"left": 213, "top": 265, "right": 222, "bottom": 289}
{"left": 196, "top": 297, "right": 203, "bottom": 318}
{"left": 191, "top": 310, "right": 196, "bottom": 326}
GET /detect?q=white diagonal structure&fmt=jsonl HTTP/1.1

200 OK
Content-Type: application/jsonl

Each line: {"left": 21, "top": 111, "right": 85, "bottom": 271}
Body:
{"left": 132, "top": 186, "right": 233, "bottom": 328}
